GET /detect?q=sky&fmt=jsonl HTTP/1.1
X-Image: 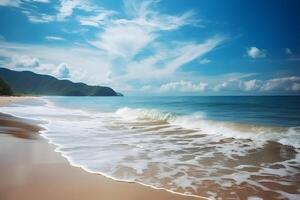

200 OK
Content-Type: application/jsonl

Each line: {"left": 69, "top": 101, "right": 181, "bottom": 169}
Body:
{"left": 0, "top": 0, "right": 299, "bottom": 95}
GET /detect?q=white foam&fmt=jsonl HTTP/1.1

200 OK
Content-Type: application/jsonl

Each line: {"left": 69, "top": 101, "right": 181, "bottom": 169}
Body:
{"left": 248, "top": 197, "right": 263, "bottom": 200}
{"left": 116, "top": 107, "right": 175, "bottom": 121}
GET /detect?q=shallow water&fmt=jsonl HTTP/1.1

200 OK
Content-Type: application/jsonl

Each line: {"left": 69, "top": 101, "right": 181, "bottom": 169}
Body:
{"left": 1, "top": 96, "right": 300, "bottom": 199}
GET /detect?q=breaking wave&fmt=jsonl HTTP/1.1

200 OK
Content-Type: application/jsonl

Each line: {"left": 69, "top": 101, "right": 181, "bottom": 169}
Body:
{"left": 116, "top": 107, "right": 300, "bottom": 148}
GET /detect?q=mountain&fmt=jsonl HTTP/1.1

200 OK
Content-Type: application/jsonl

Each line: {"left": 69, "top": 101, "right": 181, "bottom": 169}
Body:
{"left": 0, "top": 68, "right": 120, "bottom": 96}
{"left": 0, "top": 78, "right": 13, "bottom": 96}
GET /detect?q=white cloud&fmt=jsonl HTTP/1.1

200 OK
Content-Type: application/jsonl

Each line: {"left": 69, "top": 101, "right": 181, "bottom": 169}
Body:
{"left": 199, "top": 58, "right": 212, "bottom": 64}
{"left": 213, "top": 81, "right": 229, "bottom": 91}
{"left": 53, "top": 63, "right": 70, "bottom": 78}
{"left": 213, "top": 73, "right": 257, "bottom": 92}
{"left": 45, "top": 36, "right": 65, "bottom": 41}
{"left": 10, "top": 55, "right": 40, "bottom": 68}
{"left": 213, "top": 76, "right": 300, "bottom": 93}
{"left": 22, "top": 11, "right": 55, "bottom": 23}
{"left": 292, "top": 83, "right": 300, "bottom": 91}
{"left": 242, "top": 79, "right": 262, "bottom": 91}
{"left": 247, "top": 47, "right": 266, "bottom": 58}
{"left": 90, "top": 22, "right": 155, "bottom": 59}
{"left": 160, "top": 80, "right": 207, "bottom": 92}
{"left": 261, "top": 77, "right": 300, "bottom": 91}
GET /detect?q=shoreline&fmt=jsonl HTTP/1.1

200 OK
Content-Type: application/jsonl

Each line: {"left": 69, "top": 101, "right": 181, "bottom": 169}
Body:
{"left": 0, "top": 96, "right": 207, "bottom": 200}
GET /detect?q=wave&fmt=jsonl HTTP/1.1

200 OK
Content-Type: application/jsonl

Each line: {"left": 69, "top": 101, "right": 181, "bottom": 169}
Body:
{"left": 116, "top": 107, "right": 300, "bottom": 148}
{"left": 116, "top": 107, "right": 175, "bottom": 121}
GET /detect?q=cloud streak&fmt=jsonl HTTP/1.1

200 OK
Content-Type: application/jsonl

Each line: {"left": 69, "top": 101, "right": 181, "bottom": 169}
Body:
{"left": 124, "top": 36, "right": 225, "bottom": 81}
{"left": 45, "top": 36, "right": 65, "bottom": 41}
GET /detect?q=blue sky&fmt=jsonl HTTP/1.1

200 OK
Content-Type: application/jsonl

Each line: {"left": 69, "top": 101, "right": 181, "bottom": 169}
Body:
{"left": 0, "top": 0, "right": 299, "bottom": 95}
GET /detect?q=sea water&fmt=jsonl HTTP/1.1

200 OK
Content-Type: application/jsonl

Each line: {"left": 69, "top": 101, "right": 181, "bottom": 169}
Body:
{"left": 2, "top": 96, "right": 300, "bottom": 199}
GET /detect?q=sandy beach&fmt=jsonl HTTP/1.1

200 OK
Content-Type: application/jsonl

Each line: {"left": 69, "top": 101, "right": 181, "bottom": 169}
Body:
{"left": 0, "top": 97, "right": 205, "bottom": 200}
{"left": 0, "top": 96, "right": 36, "bottom": 106}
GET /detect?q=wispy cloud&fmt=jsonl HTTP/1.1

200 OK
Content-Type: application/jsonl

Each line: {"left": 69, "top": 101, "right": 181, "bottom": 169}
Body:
{"left": 22, "top": 10, "right": 55, "bottom": 23}
{"left": 0, "top": 0, "right": 52, "bottom": 25}
{"left": 199, "top": 58, "right": 212, "bottom": 64}
{"left": 13, "top": 0, "right": 105, "bottom": 24}
{"left": 125, "top": 36, "right": 225, "bottom": 81}
{"left": 285, "top": 48, "right": 293, "bottom": 56}
{"left": 123, "top": 0, "right": 199, "bottom": 30}
{"left": 78, "top": 8, "right": 116, "bottom": 27}
{"left": 45, "top": 36, "right": 65, "bottom": 41}
{"left": 0, "top": 0, "right": 20, "bottom": 7}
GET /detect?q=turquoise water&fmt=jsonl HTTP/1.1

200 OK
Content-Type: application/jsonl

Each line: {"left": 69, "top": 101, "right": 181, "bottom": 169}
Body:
{"left": 2, "top": 96, "right": 300, "bottom": 199}
{"left": 47, "top": 96, "right": 300, "bottom": 127}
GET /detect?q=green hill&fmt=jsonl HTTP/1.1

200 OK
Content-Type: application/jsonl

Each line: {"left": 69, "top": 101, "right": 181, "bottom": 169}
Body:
{"left": 0, "top": 77, "right": 13, "bottom": 96}
{"left": 0, "top": 68, "right": 120, "bottom": 96}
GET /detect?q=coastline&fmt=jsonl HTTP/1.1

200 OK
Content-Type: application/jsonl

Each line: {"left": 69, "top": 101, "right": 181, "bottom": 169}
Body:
{"left": 0, "top": 97, "right": 206, "bottom": 200}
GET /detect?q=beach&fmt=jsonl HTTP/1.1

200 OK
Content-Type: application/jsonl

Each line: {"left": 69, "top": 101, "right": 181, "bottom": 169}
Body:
{"left": 0, "top": 97, "right": 204, "bottom": 200}
{"left": 1, "top": 96, "right": 299, "bottom": 200}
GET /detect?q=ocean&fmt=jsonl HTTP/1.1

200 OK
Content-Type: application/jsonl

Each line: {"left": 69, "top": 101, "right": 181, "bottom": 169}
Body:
{"left": 2, "top": 96, "right": 300, "bottom": 199}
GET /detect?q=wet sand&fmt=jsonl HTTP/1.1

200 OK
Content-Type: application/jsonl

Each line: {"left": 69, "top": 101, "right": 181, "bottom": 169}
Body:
{"left": 0, "top": 97, "right": 205, "bottom": 200}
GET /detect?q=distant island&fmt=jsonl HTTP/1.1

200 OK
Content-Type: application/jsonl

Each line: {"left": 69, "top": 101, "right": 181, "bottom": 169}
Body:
{"left": 0, "top": 68, "right": 122, "bottom": 96}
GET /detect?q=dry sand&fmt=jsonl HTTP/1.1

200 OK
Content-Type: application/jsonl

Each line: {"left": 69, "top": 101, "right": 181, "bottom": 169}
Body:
{"left": 0, "top": 97, "right": 206, "bottom": 200}
{"left": 0, "top": 96, "right": 35, "bottom": 106}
